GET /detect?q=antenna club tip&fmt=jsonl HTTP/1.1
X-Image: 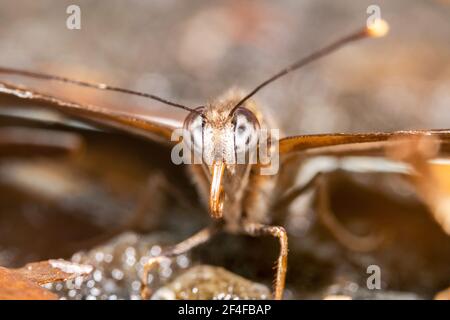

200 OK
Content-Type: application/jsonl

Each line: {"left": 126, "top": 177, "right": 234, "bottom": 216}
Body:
{"left": 366, "top": 19, "right": 389, "bottom": 38}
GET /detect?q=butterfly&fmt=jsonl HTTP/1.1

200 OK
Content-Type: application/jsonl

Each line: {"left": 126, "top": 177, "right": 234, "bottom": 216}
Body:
{"left": 1, "top": 19, "right": 449, "bottom": 299}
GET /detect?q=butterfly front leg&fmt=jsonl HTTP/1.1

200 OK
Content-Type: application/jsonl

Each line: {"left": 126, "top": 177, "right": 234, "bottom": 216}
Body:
{"left": 140, "top": 223, "right": 222, "bottom": 299}
{"left": 241, "top": 222, "right": 288, "bottom": 300}
{"left": 314, "top": 174, "right": 383, "bottom": 252}
{"left": 274, "top": 170, "right": 381, "bottom": 252}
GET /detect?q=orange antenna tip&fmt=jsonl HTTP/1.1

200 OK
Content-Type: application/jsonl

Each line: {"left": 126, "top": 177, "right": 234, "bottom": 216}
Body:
{"left": 366, "top": 19, "right": 389, "bottom": 38}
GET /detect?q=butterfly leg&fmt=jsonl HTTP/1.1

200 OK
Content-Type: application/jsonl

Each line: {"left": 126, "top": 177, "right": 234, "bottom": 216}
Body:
{"left": 275, "top": 171, "right": 381, "bottom": 252}
{"left": 241, "top": 222, "right": 288, "bottom": 300}
{"left": 140, "top": 223, "right": 221, "bottom": 299}
{"left": 273, "top": 172, "right": 323, "bottom": 212}
{"left": 315, "top": 174, "right": 382, "bottom": 252}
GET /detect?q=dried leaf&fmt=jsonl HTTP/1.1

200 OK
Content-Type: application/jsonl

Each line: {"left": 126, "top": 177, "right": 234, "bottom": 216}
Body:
{"left": 0, "top": 267, "right": 57, "bottom": 300}
{"left": 0, "top": 259, "right": 93, "bottom": 300}
{"left": 434, "top": 287, "right": 450, "bottom": 300}
{"left": 14, "top": 259, "right": 93, "bottom": 285}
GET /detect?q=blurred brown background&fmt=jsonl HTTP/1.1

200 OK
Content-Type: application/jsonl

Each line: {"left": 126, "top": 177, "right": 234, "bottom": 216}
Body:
{"left": 0, "top": 0, "right": 450, "bottom": 300}
{"left": 1, "top": 0, "right": 449, "bottom": 135}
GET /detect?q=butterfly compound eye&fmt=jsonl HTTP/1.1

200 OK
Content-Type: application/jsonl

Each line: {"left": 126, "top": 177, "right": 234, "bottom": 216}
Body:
{"left": 183, "top": 107, "right": 205, "bottom": 155}
{"left": 232, "top": 107, "right": 260, "bottom": 155}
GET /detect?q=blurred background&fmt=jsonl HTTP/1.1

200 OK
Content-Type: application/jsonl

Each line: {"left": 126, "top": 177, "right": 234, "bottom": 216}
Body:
{"left": 0, "top": 0, "right": 449, "bottom": 300}
{"left": 0, "top": 0, "right": 449, "bottom": 135}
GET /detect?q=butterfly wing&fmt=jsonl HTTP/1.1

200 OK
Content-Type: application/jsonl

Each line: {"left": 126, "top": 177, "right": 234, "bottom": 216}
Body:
{"left": 0, "top": 79, "right": 183, "bottom": 144}
{"left": 279, "top": 130, "right": 450, "bottom": 157}
{"left": 279, "top": 130, "right": 450, "bottom": 236}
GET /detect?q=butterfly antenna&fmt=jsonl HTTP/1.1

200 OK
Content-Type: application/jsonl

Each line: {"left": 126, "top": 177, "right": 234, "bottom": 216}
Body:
{"left": 0, "top": 67, "right": 197, "bottom": 113}
{"left": 230, "top": 19, "right": 389, "bottom": 116}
